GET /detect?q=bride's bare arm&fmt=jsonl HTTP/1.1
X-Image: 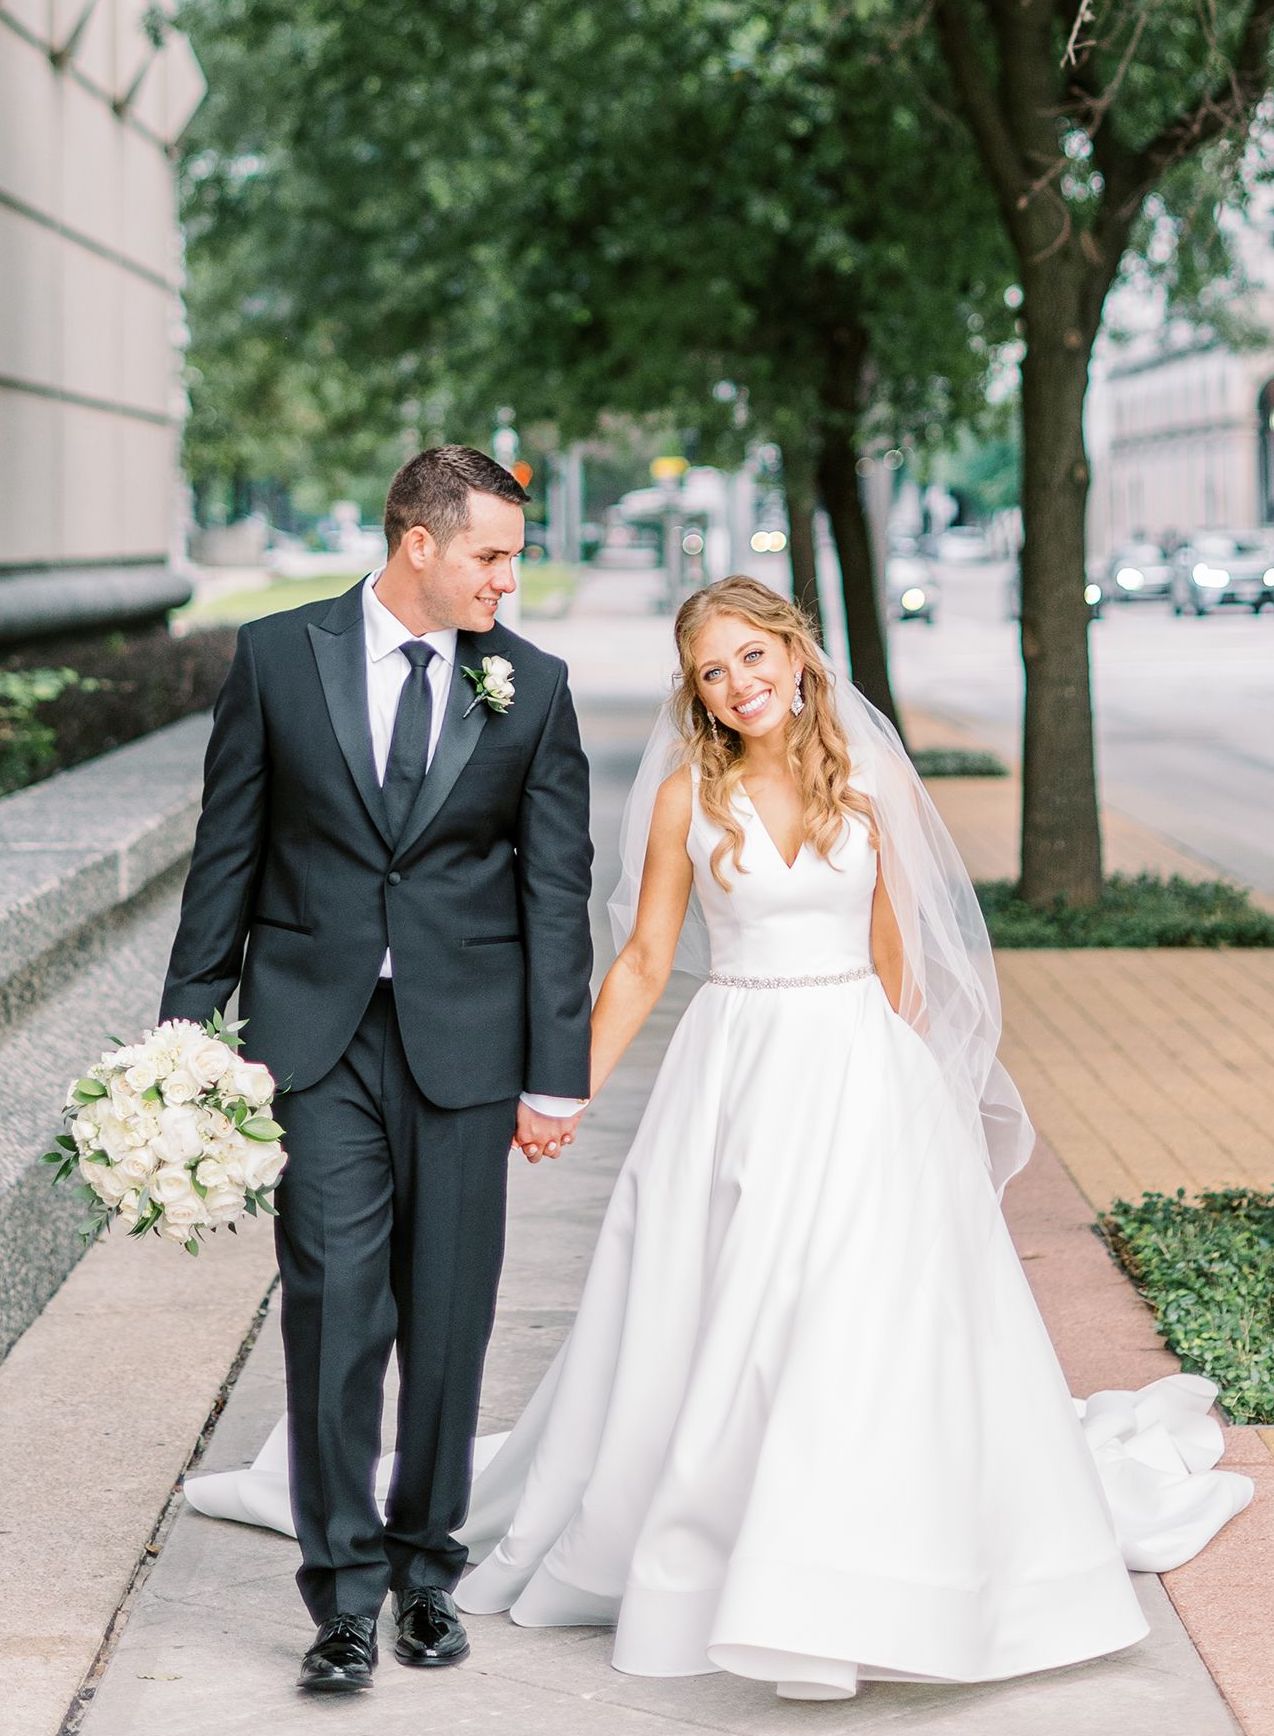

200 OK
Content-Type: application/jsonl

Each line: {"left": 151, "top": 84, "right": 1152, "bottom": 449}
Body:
{"left": 589, "top": 768, "right": 694, "bottom": 1097}
{"left": 870, "top": 866, "right": 905, "bottom": 1014}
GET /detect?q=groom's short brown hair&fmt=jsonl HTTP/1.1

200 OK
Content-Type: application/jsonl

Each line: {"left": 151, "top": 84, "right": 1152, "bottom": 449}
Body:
{"left": 384, "top": 445, "right": 529, "bottom": 555}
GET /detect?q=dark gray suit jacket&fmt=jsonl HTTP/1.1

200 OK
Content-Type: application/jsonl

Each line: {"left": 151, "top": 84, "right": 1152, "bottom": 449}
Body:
{"left": 160, "top": 582, "right": 593, "bottom": 1106}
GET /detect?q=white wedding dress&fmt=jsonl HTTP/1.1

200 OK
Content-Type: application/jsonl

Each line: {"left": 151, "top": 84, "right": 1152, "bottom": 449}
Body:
{"left": 186, "top": 780, "right": 1253, "bottom": 1698}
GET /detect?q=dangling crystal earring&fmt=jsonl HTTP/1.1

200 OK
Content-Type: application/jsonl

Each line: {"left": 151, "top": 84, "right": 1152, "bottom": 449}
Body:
{"left": 790, "top": 673, "right": 805, "bottom": 717}
{"left": 708, "top": 711, "right": 720, "bottom": 742}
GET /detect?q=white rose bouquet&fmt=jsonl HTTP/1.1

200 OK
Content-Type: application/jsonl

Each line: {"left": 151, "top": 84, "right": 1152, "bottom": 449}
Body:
{"left": 41, "top": 1010, "right": 286, "bottom": 1255}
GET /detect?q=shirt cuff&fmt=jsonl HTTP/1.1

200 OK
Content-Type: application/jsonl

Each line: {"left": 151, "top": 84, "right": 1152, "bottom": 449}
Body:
{"left": 519, "top": 1091, "right": 589, "bottom": 1118}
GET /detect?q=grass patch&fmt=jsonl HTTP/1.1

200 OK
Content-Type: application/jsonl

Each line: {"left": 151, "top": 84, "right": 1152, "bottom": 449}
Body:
{"left": 179, "top": 562, "right": 579, "bottom": 629}
{"left": 912, "top": 746, "right": 1009, "bottom": 778}
{"left": 178, "top": 573, "right": 361, "bottom": 627}
{"left": 517, "top": 560, "right": 580, "bottom": 616}
{"left": 978, "top": 872, "right": 1274, "bottom": 947}
{"left": 1098, "top": 1189, "right": 1274, "bottom": 1423}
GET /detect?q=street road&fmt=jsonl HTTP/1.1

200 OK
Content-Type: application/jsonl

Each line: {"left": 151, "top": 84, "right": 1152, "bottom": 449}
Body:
{"left": 886, "top": 558, "right": 1274, "bottom": 893}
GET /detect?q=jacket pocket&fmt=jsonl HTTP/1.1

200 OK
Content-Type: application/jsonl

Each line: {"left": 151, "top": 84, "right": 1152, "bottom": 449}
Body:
{"left": 253, "top": 914, "right": 314, "bottom": 936}
{"left": 460, "top": 934, "right": 521, "bottom": 948}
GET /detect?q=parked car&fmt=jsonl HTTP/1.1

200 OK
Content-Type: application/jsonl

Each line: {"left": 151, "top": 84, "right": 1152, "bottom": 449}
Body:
{"left": 1170, "top": 531, "right": 1274, "bottom": 615}
{"left": 886, "top": 537, "right": 939, "bottom": 623}
{"left": 1007, "top": 565, "right": 1103, "bottom": 621}
{"left": 1101, "top": 540, "right": 1174, "bottom": 604}
{"left": 932, "top": 524, "right": 992, "bottom": 564}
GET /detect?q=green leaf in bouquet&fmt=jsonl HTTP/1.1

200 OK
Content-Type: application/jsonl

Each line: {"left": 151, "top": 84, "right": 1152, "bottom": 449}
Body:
{"left": 75, "top": 1182, "right": 99, "bottom": 1203}
{"left": 107, "top": 1035, "right": 127, "bottom": 1047}
{"left": 73, "top": 1078, "right": 108, "bottom": 1101}
{"left": 242, "top": 1117, "right": 284, "bottom": 1142}
{"left": 251, "top": 1187, "right": 279, "bottom": 1217}
{"left": 142, "top": 1084, "right": 162, "bottom": 1103}
{"left": 243, "top": 1194, "right": 258, "bottom": 1217}
{"left": 55, "top": 1134, "right": 77, "bottom": 1152}
{"left": 184, "top": 1237, "right": 200, "bottom": 1256}
{"left": 83, "top": 1150, "right": 111, "bottom": 1165}
{"left": 191, "top": 1174, "right": 208, "bottom": 1198}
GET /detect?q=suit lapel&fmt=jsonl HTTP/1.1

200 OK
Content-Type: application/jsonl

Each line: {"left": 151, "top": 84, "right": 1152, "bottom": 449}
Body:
{"left": 307, "top": 582, "right": 394, "bottom": 848}
{"left": 392, "top": 634, "right": 489, "bottom": 860}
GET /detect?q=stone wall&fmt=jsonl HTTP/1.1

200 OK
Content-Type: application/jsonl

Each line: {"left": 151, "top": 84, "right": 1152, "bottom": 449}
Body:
{"left": 0, "top": 1, "right": 205, "bottom": 641}
{"left": 0, "top": 713, "right": 210, "bottom": 1356}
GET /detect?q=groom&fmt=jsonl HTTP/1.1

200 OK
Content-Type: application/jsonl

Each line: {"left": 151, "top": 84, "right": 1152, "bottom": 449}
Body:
{"left": 160, "top": 446, "right": 593, "bottom": 1690}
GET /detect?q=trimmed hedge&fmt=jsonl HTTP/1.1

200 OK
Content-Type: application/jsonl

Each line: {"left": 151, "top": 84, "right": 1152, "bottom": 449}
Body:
{"left": 1098, "top": 1188, "right": 1274, "bottom": 1423}
{"left": 912, "top": 747, "right": 1009, "bottom": 778}
{"left": 978, "top": 872, "right": 1274, "bottom": 948}
{"left": 0, "top": 626, "right": 236, "bottom": 796}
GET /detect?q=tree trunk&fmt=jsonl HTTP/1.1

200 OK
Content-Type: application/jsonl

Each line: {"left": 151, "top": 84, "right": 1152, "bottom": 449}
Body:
{"left": 780, "top": 440, "right": 824, "bottom": 644}
{"left": 1016, "top": 273, "right": 1102, "bottom": 906}
{"left": 818, "top": 425, "right": 902, "bottom": 737}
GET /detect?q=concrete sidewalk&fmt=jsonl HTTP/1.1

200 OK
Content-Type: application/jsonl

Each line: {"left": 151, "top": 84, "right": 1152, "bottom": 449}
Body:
{"left": 12, "top": 568, "right": 1266, "bottom": 1734}
{"left": 73, "top": 666, "right": 1242, "bottom": 1736}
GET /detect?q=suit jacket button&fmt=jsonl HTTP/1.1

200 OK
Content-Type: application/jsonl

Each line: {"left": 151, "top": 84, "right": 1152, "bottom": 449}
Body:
{"left": 387, "top": 871, "right": 402, "bottom": 886}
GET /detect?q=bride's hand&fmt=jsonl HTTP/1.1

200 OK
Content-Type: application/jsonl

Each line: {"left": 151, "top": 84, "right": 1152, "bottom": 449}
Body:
{"left": 515, "top": 1103, "right": 584, "bottom": 1162}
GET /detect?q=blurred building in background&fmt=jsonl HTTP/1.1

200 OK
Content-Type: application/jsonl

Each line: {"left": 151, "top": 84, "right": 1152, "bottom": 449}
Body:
{"left": 1087, "top": 210, "right": 1274, "bottom": 555}
{"left": 0, "top": 0, "right": 204, "bottom": 644}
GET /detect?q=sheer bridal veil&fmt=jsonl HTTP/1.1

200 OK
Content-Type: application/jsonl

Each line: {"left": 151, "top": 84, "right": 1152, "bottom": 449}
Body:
{"left": 607, "top": 659, "right": 1035, "bottom": 1198}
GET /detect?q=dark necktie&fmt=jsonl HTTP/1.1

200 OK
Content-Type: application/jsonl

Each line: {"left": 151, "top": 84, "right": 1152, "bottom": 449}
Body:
{"left": 382, "top": 640, "right": 436, "bottom": 840}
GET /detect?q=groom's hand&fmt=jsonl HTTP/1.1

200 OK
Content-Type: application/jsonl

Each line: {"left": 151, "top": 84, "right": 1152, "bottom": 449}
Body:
{"left": 515, "top": 1103, "right": 582, "bottom": 1163}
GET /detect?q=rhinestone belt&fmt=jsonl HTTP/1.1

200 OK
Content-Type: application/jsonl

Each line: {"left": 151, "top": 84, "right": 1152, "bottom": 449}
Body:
{"left": 707, "top": 964, "right": 875, "bottom": 990}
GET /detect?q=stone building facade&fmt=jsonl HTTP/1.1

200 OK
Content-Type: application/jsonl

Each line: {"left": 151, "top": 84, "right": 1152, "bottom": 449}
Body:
{"left": 0, "top": 0, "right": 203, "bottom": 642}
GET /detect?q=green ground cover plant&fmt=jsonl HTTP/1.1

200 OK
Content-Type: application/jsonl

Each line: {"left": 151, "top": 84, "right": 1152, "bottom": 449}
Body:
{"left": 0, "top": 627, "right": 237, "bottom": 796}
{"left": 978, "top": 873, "right": 1274, "bottom": 947}
{"left": 912, "top": 747, "right": 1009, "bottom": 778}
{"left": 1098, "top": 1189, "right": 1274, "bottom": 1424}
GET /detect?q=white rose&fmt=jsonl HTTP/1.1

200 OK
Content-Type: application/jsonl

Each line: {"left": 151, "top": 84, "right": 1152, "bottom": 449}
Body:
{"left": 83, "top": 1163, "right": 129, "bottom": 1208}
{"left": 115, "top": 1149, "right": 156, "bottom": 1188}
{"left": 94, "top": 1112, "right": 136, "bottom": 1164}
{"left": 150, "top": 1164, "right": 198, "bottom": 1207}
{"left": 162, "top": 1067, "right": 200, "bottom": 1105}
{"left": 162, "top": 1194, "right": 208, "bottom": 1231}
{"left": 124, "top": 1059, "right": 158, "bottom": 1093}
{"left": 203, "top": 1184, "right": 245, "bottom": 1226}
{"left": 152, "top": 1104, "right": 204, "bottom": 1164}
{"left": 195, "top": 1157, "right": 228, "bottom": 1188}
{"left": 186, "top": 1038, "right": 233, "bottom": 1090}
{"left": 485, "top": 655, "right": 514, "bottom": 682}
{"left": 72, "top": 1113, "right": 100, "bottom": 1152}
{"left": 217, "top": 1144, "right": 248, "bottom": 1187}
{"left": 117, "top": 1188, "right": 142, "bottom": 1228}
{"left": 244, "top": 1142, "right": 286, "bottom": 1192}
{"left": 158, "top": 1213, "right": 197, "bottom": 1244}
{"left": 108, "top": 1078, "right": 146, "bottom": 1123}
{"left": 229, "top": 1062, "right": 274, "bottom": 1108}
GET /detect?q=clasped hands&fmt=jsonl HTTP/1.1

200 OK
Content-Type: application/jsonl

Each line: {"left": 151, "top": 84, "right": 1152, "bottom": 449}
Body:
{"left": 514, "top": 1101, "right": 585, "bottom": 1163}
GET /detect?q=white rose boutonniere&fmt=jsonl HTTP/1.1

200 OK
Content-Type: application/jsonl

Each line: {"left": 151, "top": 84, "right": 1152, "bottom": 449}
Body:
{"left": 462, "top": 655, "right": 515, "bottom": 718}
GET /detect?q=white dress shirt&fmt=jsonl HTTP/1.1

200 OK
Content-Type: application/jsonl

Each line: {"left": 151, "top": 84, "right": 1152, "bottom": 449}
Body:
{"left": 362, "top": 575, "right": 584, "bottom": 1121}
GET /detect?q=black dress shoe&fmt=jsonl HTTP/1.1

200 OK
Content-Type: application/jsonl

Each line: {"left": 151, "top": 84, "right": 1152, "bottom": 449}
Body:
{"left": 297, "top": 1613, "right": 378, "bottom": 1692}
{"left": 392, "top": 1588, "right": 470, "bottom": 1667}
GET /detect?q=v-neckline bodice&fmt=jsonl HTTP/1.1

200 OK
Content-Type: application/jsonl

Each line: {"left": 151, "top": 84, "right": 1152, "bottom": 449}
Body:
{"left": 737, "top": 784, "right": 803, "bottom": 872}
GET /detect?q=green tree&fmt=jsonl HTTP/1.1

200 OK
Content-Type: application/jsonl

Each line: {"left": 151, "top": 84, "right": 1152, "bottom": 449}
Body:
{"left": 931, "top": 0, "right": 1274, "bottom": 905}
{"left": 178, "top": 0, "right": 1015, "bottom": 724}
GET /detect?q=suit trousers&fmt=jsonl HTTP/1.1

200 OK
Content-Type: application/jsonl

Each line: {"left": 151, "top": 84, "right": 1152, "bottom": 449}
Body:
{"left": 273, "top": 980, "right": 516, "bottom": 1622}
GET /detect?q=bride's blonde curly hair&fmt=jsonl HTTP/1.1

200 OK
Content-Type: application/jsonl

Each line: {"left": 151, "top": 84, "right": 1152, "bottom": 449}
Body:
{"left": 672, "top": 576, "right": 877, "bottom": 888}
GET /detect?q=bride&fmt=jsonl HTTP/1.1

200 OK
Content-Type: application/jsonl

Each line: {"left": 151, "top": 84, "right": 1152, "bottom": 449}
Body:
{"left": 188, "top": 575, "right": 1252, "bottom": 1701}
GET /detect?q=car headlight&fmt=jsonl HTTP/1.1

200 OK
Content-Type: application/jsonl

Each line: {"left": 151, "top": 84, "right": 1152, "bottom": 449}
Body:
{"left": 1263, "top": 568, "right": 1274, "bottom": 587}
{"left": 1115, "top": 567, "right": 1144, "bottom": 590}
{"left": 1083, "top": 583, "right": 1102, "bottom": 606}
{"left": 900, "top": 588, "right": 926, "bottom": 611}
{"left": 1192, "top": 563, "right": 1229, "bottom": 588}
